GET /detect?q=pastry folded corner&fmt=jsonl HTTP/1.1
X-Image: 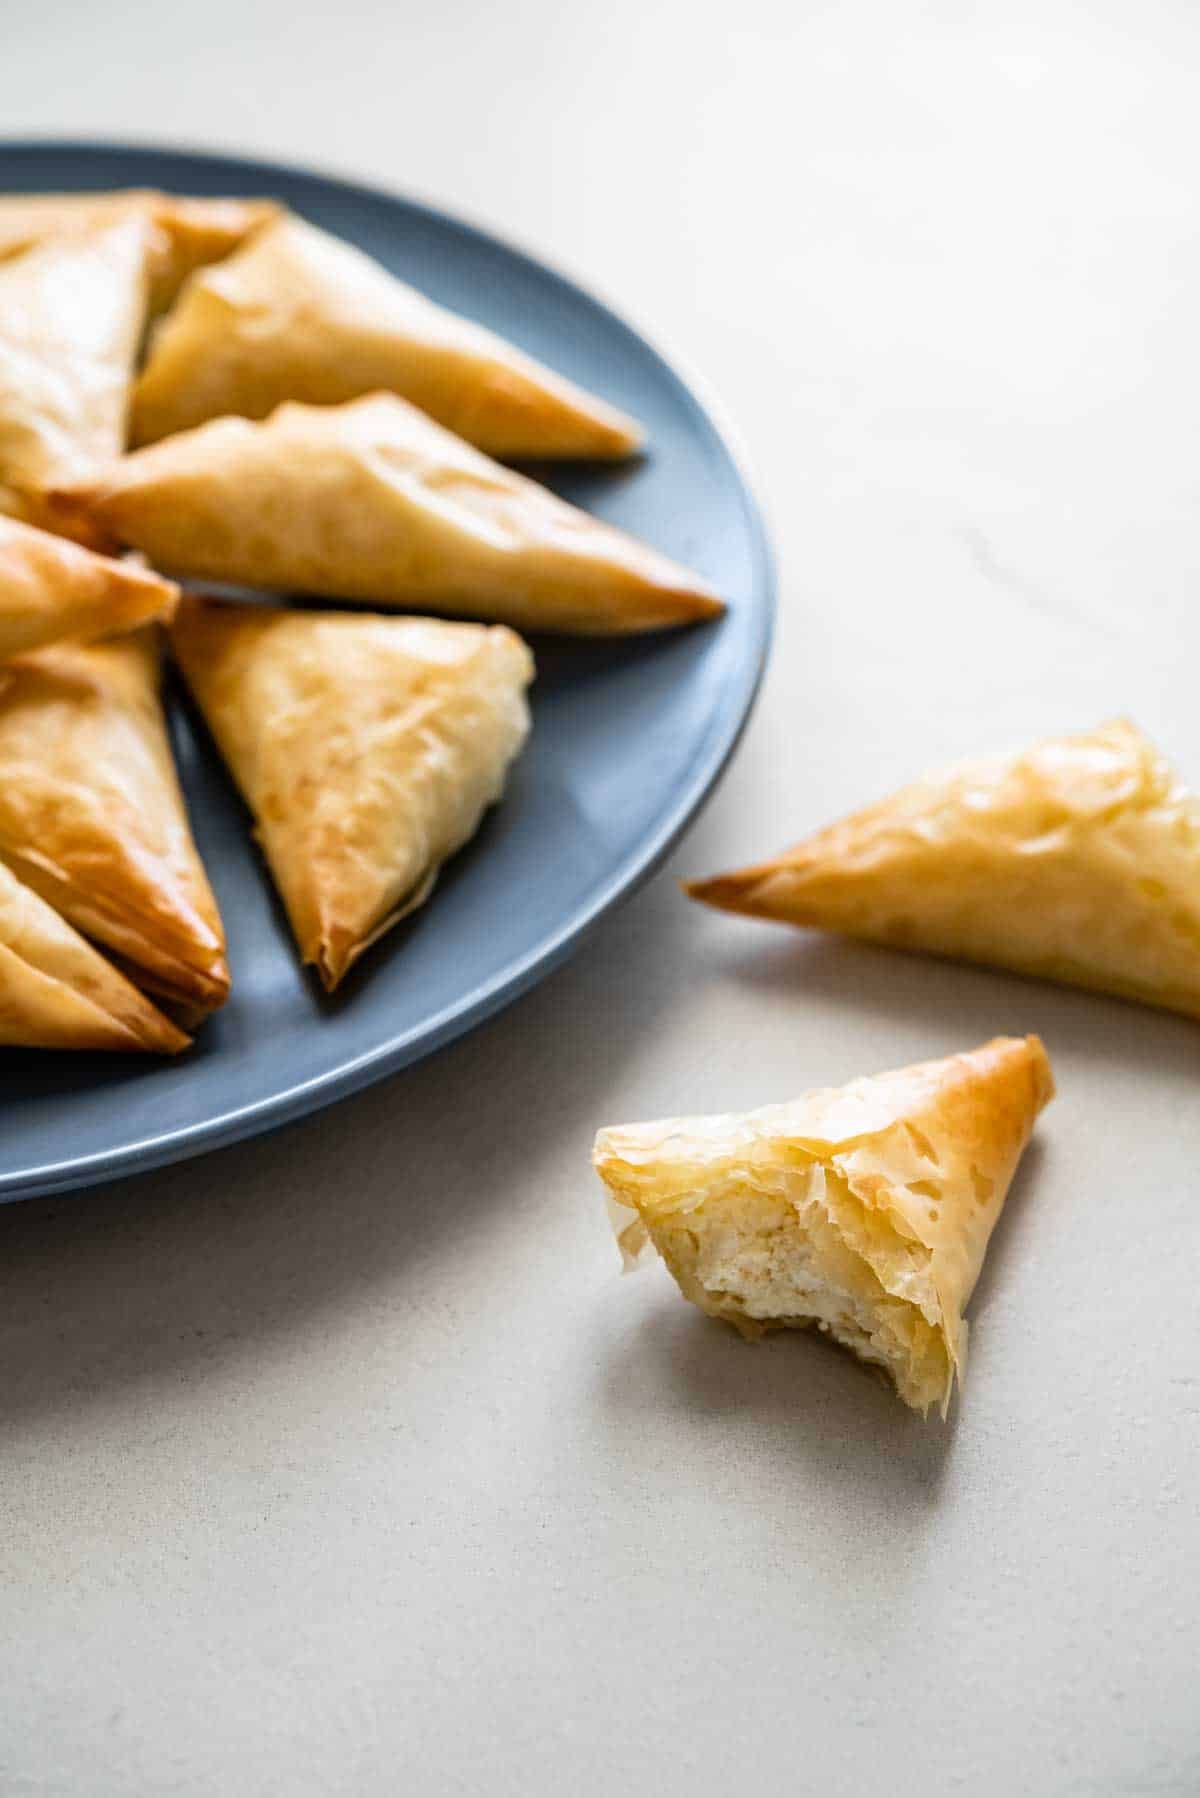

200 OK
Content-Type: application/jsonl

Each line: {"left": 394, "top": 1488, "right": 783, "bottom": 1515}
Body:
{"left": 0, "top": 632, "right": 230, "bottom": 1016}
{"left": 0, "top": 857, "right": 189, "bottom": 1054}
{"left": 593, "top": 1035, "right": 1054, "bottom": 1416}
{"left": 0, "top": 516, "right": 178, "bottom": 661}
{"left": 0, "top": 189, "right": 281, "bottom": 313}
{"left": 137, "top": 193, "right": 283, "bottom": 309}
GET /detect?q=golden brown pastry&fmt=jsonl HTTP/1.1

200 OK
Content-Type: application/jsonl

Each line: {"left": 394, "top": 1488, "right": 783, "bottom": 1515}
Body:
{"left": 131, "top": 213, "right": 644, "bottom": 457}
{"left": 0, "top": 515, "right": 177, "bottom": 660}
{"left": 66, "top": 395, "right": 722, "bottom": 634}
{"left": 0, "top": 632, "right": 229, "bottom": 1014}
{"left": 688, "top": 720, "right": 1200, "bottom": 1019}
{"left": 0, "top": 856, "right": 188, "bottom": 1053}
{"left": 0, "top": 215, "right": 150, "bottom": 536}
{"left": 171, "top": 594, "right": 533, "bottom": 990}
{"left": 0, "top": 189, "right": 280, "bottom": 312}
{"left": 593, "top": 1035, "right": 1054, "bottom": 1415}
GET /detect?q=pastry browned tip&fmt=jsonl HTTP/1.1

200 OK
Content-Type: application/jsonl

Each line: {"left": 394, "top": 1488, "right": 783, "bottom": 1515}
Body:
{"left": 1015, "top": 1032, "right": 1056, "bottom": 1112}
{"left": 674, "top": 584, "right": 726, "bottom": 623}
{"left": 128, "top": 1003, "right": 193, "bottom": 1057}
{"left": 612, "top": 583, "right": 725, "bottom": 634}
{"left": 528, "top": 395, "right": 645, "bottom": 464}
{"left": 310, "top": 918, "right": 361, "bottom": 995}
{"left": 577, "top": 409, "right": 647, "bottom": 462}
{"left": 682, "top": 866, "right": 771, "bottom": 916}
{"left": 126, "top": 946, "right": 231, "bottom": 1019}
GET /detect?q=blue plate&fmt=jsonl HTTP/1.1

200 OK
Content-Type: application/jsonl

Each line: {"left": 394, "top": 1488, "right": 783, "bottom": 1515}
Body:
{"left": 0, "top": 141, "right": 774, "bottom": 1203}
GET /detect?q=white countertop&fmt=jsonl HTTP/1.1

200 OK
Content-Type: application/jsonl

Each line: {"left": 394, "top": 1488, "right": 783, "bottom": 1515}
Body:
{"left": 3, "top": 4, "right": 1198, "bottom": 1793}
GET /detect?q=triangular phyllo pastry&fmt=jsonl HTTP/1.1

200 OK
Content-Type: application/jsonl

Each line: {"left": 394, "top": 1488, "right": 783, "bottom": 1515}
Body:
{"left": 131, "top": 213, "right": 642, "bottom": 457}
{"left": 0, "top": 214, "right": 150, "bottom": 535}
{"left": 688, "top": 721, "right": 1200, "bottom": 1019}
{"left": 68, "top": 395, "right": 722, "bottom": 634}
{"left": 593, "top": 1035, "right": 1054, "bottom": 1415}
{"left": 0, "top": 515, "right": 177, "bottom": 661}
{"left": 171, "top": 595, "right": 533, "bottom": 989}
{"left": 0, "top": 189, "right": 279, "bottom": 312}
{"left": 0, "top": 857, "right": 188, "bottom": 1053}
{"left": 0, "top": 632, "right": 229, "bottom": 1014}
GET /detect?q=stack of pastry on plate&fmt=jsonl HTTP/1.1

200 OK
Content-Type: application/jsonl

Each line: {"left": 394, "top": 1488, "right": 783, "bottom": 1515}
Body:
{"left": 0, "top": 186, "right": 725, "bottom": 1053}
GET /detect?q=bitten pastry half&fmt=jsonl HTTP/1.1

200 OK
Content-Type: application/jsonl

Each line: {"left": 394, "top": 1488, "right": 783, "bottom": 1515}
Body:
{"left": 0, "top": 856, "right": 188, "bottom": 1053}
{"left": 0, "top": 189, "right": 280, "bottom": 313}
{"left": 0, "top": 516, "right": 177, "bottom": 661}
{"left": 132, "top": 213, "right": 643, "bottom": 458}
{"left": 0, "top": 632, "right": 229, "bottom": 1014}
{"left": 0, "top": 214, "right": 151, "bottom": 539}
{"left": 687, "top": 720, "right": 1200, "bottom": 1019}
{"left": 171, "top": 595, "right": 534, "bottom": 990}
{"left": 593, "top": 1036, "right": 1054, "bottom": 1415}
{"left": 64, "top": 394, "right": 722, "bottom": 635}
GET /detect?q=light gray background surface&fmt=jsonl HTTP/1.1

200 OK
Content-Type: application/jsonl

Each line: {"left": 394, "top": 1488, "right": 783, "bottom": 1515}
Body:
{"left": 2, "top": 4, "right": 1198, "bottom": 1793}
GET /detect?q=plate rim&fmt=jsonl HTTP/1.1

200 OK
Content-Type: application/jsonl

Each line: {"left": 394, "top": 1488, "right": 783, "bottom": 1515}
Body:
{"left": 0, "top": 136, "right": 776, "bottom": 1203}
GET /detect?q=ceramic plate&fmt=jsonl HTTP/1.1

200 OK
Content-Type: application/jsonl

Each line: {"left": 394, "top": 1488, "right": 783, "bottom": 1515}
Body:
{"left": 0, "top": 140, "right": 774, "bottom": 1202}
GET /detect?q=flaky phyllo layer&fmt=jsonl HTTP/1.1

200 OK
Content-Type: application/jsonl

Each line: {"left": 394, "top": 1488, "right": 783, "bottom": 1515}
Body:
{"left": 170, "top": 596, "right": 534, "bottom": 990}
{"left": 687, "top": 721, "right": 1200, "bottom": 1020}
{"left": 594, "top": 1036, "right": 1054, "bottom": 1416}
{"left": 611, "top": 1159, "right": 953, "bottom": 1411}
